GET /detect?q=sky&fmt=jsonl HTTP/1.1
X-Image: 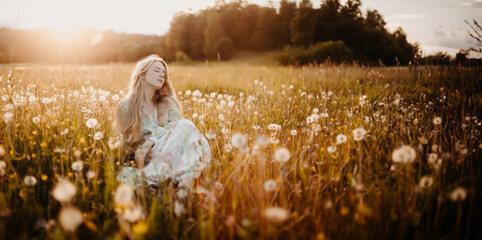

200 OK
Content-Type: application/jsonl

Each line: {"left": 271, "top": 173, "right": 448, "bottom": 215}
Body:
{"left": 0, "top": 0, "right": 481, "bottom": 57}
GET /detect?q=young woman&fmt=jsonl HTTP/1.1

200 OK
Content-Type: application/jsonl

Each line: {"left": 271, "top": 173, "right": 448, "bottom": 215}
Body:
{"left": 114, "top": 54, "right": 211, "bottom": 191}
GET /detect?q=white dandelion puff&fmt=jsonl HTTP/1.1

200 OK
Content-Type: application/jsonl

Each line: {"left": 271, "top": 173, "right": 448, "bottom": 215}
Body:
{"left": 433, "top": 117, "right": 442, "bottom": 125}
{"left": 93, "top": 132, "right": 104, "bottom": 140}
{"left": 392, "top": 145, "right": 417, "bottom": 164}
{"left": 336, "top": 134, "right": 348, "bottom": 145}
{"left": 24, "top": 175, "right": 37, "bottom": 186}
{"left": 58, "top": 206, "right": 83, "bottom": 232}
{"left": 449, "top": 187, "right": 467, "bottom": 202}
{"left": 71, "top": 161, "right": 83, "bottom": 171}
{"left": 86, "top": 118, "right": 98, "bottom": 129}
{"left": 264, "top": 207, "right": 289, "bottom": 225}
{"left": 52, "top": 179, "right": 77, "bottom": 202}
{"left": 352, "top": 127, "right": 367, "bottom": 141}
{"left": 273, "top": 148, "right": 291, "bottom": 164}
{"left": 264, "top": 180, "right": 277, "bottom": 193}
{"left": 231, "top": 133, "right": 247, "bottom": 150}
{"left": 418, "top": 176, "right": 434, "bottom": 189}
{"left": 114, "top": 184, "right": 134, "bottom": 207}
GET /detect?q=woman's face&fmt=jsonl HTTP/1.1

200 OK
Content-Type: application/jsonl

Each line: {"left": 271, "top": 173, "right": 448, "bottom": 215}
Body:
{"left": 143, "top": 61, "right": 166, "bottom": 90}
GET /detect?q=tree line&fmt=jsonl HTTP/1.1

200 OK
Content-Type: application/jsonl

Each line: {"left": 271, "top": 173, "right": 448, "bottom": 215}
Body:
{"left": 0, "top": 0, "right": 422, "bottom": 65}
{"left": 161, "top": 0, "right": 419, "bottom": 65}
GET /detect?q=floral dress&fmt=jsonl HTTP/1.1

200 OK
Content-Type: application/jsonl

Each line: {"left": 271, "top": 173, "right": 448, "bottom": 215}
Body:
{"left": 116, "top": 99, "right": 211, "bottom": 188}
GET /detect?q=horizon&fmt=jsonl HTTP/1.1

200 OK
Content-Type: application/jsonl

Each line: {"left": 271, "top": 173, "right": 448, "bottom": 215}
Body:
{"left": 1, "top": 0, "right": 481, "bottom": 57}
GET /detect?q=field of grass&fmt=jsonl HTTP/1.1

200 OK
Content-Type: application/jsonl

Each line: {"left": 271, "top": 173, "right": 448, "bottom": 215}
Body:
{"left": 0, "top": 62, "right": 480, "bottom": 239}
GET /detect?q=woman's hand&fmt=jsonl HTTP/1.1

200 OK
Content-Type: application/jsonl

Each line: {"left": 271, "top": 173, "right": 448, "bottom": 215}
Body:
{"left": 135, "top": 140, "right": 154, "bottom": 169}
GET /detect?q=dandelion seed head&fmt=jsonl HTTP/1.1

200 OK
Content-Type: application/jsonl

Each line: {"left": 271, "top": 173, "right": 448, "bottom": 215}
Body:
{"left": 419, "top": 176, "right": 434, "bottom": 189}
{"left": 24, "top": 175, "right": 37, "bottom": 186}
{"left": 58, "top": 206, "right": 83, "bottom": 232}
{"left": 52, "top": 179, "right": 77, "bottom": 202}
{"left": 86, "top": 118, "right": 98, "bottom": 128}
{"left": 264, "top": 207, "right": 289, "bottom": 225}
{"left": 352, "top": 127, "right": 367, "bottom": 141}
{"left": 114, "top": 184, "right": 134, "bottom": 208}
{"left": 336, "top": 134, "right": 348, "bottom": 145}
{"left": 264, "top": 179, "right": 277, "bottom": 193}
{"left": 449, "top": 187, "right": 467, "bottom": 202}
{"left": 123, "top": 205, "right": 143, "bottom": 223}
{"left": 231, "top": 133, "right": 247, "bottom": 150}
{"left": 433, "top": 117, "right": 442, "bottom": 125}
{"left": 327, "top": 146, "right": 337, "bottom": 153}
{"left": 93, "top": 132, "right": 104, "bottom": 140}
{"left": 274, "top": 148, "right": 291, "bottom": 164}
{"left": 71, "top": 161, "right": 83, "bottom": 171}
{"left": 392, "top": 145, "right": 417, "bottom": 164}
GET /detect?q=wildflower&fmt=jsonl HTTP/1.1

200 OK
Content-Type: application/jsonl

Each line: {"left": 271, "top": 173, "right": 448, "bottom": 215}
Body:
{"left": 433, "top": 117, "right": 442, "bottom": 125}
{"left": 0, "top": 160, "right": 5, "bottom": 169}
{"left": 428, "top": 153, "right": 438, "bottom": 165}
{"left": 449, "top": 187, "right": 467, "bottom": 202}
{"left": 231, "top": 133, "right": 247, "bottom": 150}
{"left": 432, "top": 144, "right": 439, "bottom": 152}
{"left": 221, "top": 128, "right": 229, "bottom": 134}
{"left": 264, "top": 180, "right": 277, "bottom": 193}
{"left": 58, "top": 206, "right": 83, "bottom": 232}
{"left": 267, "top": 124, "right": 282, "bottom": 131}
{"left": 71, "top": 161, "right": 83, "bottom": 171}
{"left": 327, "top": 146, "right": 337, "bottom": 154}
{"left": 185, "top": 90, "right": 192, "bottom": 96}
{"left": 60, "top": 128, "right": 69, "bottom": 135}
{"left": 108, "top": 137, "right": 120, "bottom": 149}
{"left": 123, "top": 205, "right": 143, "bottom": 223}
{"left": 24, "top": 175, "right": 37, "bottom": 186}
{"left": 93, "top": 132, "right": 104, "bottom": 140}
{"left": 114, "top": 184, "right": 134, "bottom": 208}
{"left": 3, "top": 112, "right": 13, "bottom": 122}
{"left": 313, "top": 108, "right": 319, "bottom": 114}
{"left": 264, "top": 207, "right": 289, "bottom": 225}
{"left": 52, "top": 179, "right": 77, "bottom": 202}
{"left": 86, "top": 118, "right": 98, "bottom": 128}
{"left": 418, "top": 176, "right": 434, "bottom": 189}
{"left": 352, "top": 127, "right": 367, "bottom": 141}
{"left": 223, "top": 144, "right": 233, "bottom": 153}
{"left": 174, "top": 200, "right": 186, "bottom": 217}
{"left": 392, "top": 145, "right": 417, "bottom": 164}
{"left": 112, "top": 94, "right": 119, "bottom": 101}
{"left": 32, "top": 117, "right": 40, "bottom": 124}
{"left": 73, "top": 150, "right": 82, "bottom": 158}
{"left": 290, "top": 130, "right": 297, "bottom": 136}
{"left": 336, "top": 134, "right": 348, "bottom": 145}
{"left": 273, "top": 148, "right": 291, "bottom": 164}
{"left": 86, "top": 171, "right": 96, "bottom": 180}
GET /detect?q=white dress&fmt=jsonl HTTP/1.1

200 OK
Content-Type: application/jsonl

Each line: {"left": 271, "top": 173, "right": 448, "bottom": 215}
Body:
{"left": 116, "top": 99, "right": 211, "bottom": 188}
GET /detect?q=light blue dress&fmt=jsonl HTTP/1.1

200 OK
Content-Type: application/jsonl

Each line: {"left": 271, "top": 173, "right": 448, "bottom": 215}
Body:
{"left": 116, "top": 99, "right": 211, "bottom": 188}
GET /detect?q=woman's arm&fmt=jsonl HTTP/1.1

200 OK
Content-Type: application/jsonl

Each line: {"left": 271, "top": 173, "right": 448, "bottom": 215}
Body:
{"left": 135, "top": 139, "right": 154, "bottom": 169}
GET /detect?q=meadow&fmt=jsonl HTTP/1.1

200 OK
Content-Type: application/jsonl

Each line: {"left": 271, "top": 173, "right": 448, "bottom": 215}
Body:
{"left": 0, "top": 62, "right": 480, "bottom": 239}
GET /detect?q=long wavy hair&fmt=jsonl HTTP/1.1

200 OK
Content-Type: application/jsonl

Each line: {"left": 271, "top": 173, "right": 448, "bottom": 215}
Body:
{"left": 115, "top": 54, "right": 182, "bottom": 147}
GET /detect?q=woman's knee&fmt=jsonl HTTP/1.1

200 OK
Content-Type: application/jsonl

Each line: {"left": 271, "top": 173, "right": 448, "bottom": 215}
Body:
{"left": 178, "top": 119, "right": 196, "bottom": 128}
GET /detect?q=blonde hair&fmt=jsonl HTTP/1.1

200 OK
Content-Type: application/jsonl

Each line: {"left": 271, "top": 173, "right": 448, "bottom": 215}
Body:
{"left": 115, "top": 54, "right": 182, "bottom": 148}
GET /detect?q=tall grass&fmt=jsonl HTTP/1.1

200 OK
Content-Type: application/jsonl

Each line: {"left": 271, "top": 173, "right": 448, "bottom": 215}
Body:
{"left": 0, "top": 63, "right": 480, "bottom": 239}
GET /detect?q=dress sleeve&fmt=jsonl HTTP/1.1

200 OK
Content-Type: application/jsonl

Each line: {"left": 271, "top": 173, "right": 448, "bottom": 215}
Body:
{"left": 168, "top": 109, "right": 183, "bottom": 122}
{"left": 147, "top": 126, "right": 168, "bottom": 143}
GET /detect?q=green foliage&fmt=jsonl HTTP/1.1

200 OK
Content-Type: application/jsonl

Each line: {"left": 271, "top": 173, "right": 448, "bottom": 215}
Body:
{"left": 175, "top": 51, "right": 193, "bottom": 63}
{"left": 277, "top": 40, "right": 354, "bottom": 65}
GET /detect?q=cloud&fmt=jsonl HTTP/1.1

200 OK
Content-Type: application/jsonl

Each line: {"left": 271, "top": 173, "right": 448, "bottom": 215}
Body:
{"left": 433, "top": 26, "right": 446, "bottom": 37}
{"left": 387, "top": 14, "right": 426, "bottom": 21}
{"left": 458, "top": 1, "right": 482, "bottom": 8}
